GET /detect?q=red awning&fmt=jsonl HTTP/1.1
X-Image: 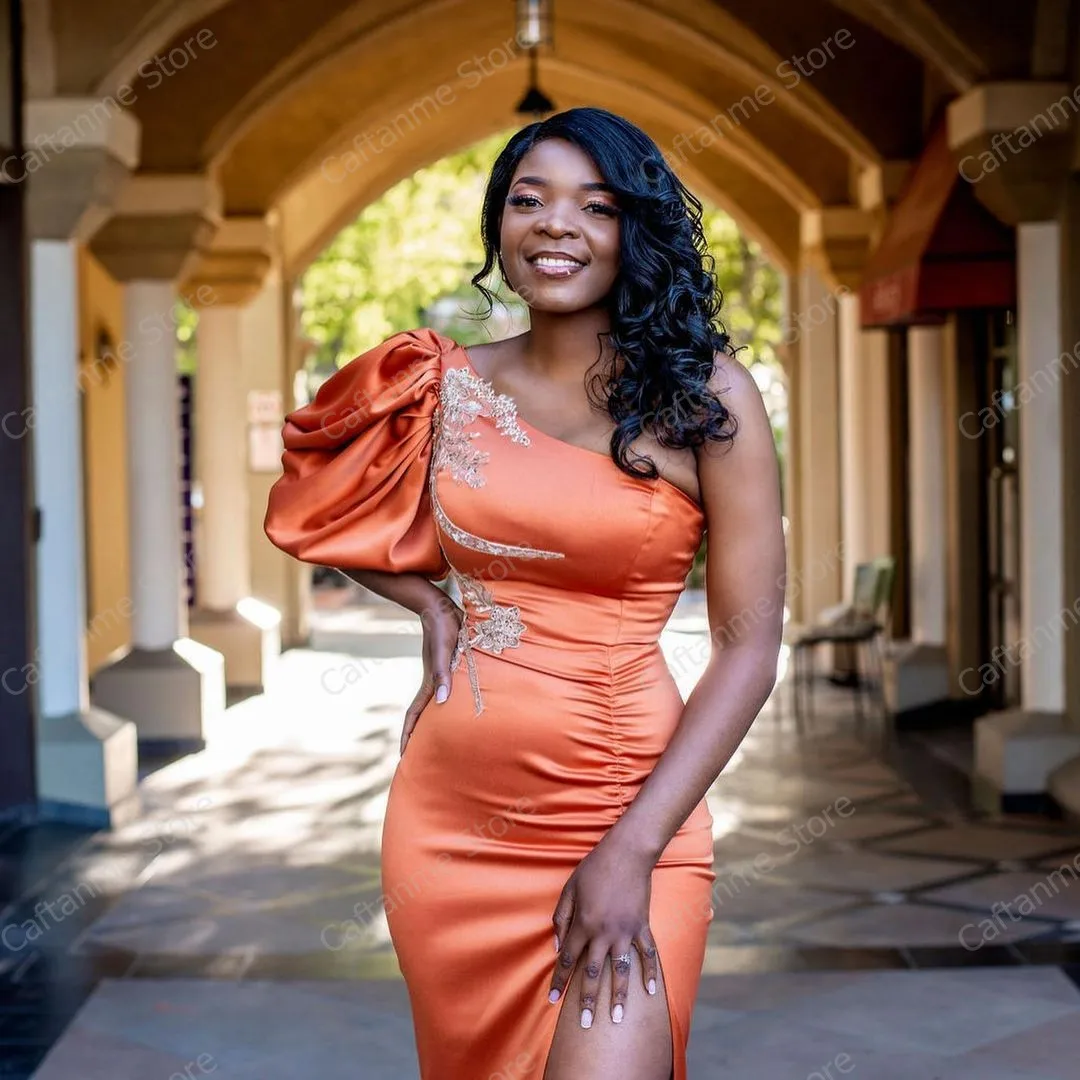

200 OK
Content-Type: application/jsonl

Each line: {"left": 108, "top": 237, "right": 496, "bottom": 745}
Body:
{"left": 859, "top": 120, "right": 1015, "bottom": 328}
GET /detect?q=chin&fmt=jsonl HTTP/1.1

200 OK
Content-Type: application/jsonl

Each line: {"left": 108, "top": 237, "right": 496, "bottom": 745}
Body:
{"left": 522, "top": 285, "right": 611, "bottom": 315}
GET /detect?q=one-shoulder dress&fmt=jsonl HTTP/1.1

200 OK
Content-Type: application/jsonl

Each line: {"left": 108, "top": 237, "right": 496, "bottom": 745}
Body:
{"left": 264, "top": 328, "right": 716, "bottom": 1080}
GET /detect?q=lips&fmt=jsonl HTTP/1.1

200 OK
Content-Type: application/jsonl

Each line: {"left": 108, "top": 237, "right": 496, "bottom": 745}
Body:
{"left": 525, "top": 251, "right": 588, "bottom": 278}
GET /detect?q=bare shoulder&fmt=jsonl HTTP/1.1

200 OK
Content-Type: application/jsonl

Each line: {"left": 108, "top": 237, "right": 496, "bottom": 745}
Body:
{"left": 699, "top": 349, "right": 772, "bottom": 462}
{"left": 706, "top": 349, "right": 764, "bottom": 411}
{"left": 461, "top": 334, "right": 526, "bottom": 381}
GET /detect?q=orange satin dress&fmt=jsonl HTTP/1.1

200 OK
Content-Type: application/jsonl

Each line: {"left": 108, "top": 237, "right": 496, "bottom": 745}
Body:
{"left": 264, "top": 328, "right": 716, "bottom": 1080}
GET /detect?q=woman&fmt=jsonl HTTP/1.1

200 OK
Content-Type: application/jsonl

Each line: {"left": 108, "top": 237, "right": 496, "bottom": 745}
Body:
{"left": 264, "top": 107, "right": 784, "bottom": 1080}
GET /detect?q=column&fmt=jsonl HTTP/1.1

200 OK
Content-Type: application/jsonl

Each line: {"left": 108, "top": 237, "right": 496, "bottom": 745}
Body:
{"left": 837, "top": 298, "right": 892, "bottom": 583}
{"left": 1048, "top": 175, "right": 1080, "bottom": 812}
{"left": 87, "top": 175, "right": 227, "bottom": 746}
{"left": 792, "top": 265, "right": 843, "bottom": 623}
{"left": 948, "top": 81, "right": 1080, "bottom": 808}
{"left": 242, "top": 269, "right": 303, "bottom": 647}
{"left": 31, "top": 241, "right": 89, "bottom": 713}
{"left": 127, "top": 280, "right": 189, "bottom": 647}
{"left": 1016, "top": 222, "right": 1065, "bottom": 714}
{"left": 23, "top": 96, "right": 141, "bottom": 828}
{"left": 884, "top": 325, "right": 951, "bottom": 712}
{"left": 196, "top": 307, "right": 250, "bottom": 612}
{"left": 91, "top": 279, "right": 226, "bottom": 743}
{"left": 183, "top": 217, "right": 282, "bottom": 688}
{"left": 975, "top": 220, "right": 1080, "bottom": 806}
{"left": 837, "top": 293, "right": 868, "bottom": 585}
{"left": 0, "top": 22, "right": 36, "bottom": 814}
{"left": 907, "top": 327, "right": 947, "bottom": 645}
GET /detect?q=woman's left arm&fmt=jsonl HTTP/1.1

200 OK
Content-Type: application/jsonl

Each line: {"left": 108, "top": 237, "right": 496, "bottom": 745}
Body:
{"left": 604, "top": 354, "right": 786, "bottom": 864}
{"left": 546, "top": 356, "right": 786, "bottom": 1024}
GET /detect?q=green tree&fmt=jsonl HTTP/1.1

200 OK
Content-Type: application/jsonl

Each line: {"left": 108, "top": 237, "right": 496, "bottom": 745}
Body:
{"left": 300, "top": 132, "right": 511, "bottom": 373}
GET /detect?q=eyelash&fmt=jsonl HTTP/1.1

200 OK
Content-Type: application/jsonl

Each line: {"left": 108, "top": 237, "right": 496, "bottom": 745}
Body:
{"left": 507, "top": 193, "right": 618, "bottom": 217}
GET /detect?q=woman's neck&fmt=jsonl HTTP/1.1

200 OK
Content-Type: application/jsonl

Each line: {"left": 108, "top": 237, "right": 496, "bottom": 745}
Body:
{"left": 521, "top": 307, "right": 614, "bottom": 383}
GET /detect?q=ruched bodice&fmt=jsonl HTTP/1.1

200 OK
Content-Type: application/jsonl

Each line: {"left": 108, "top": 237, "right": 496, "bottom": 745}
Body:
{"left": 264, "top": 328, "right": 715, "bottom": 1080}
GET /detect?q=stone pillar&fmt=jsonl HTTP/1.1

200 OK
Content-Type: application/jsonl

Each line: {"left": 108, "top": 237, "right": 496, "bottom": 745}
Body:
{"left": 1016, "top": 222, "right": 1066, "bottom": 714}
{"left": 949, "top": 86, "right": 1080, "bottom": 807}
{"left": 88, "top": 176, "right": 226, "bottom": 749}
{"left": 792, "top": 264, "right": 843, "bottom": 623}
{"left": 1048, "top": 173, "right": 1080, "bottom": 814}
{"left": 24, "top": 100, "right": 140, "bottom": 827}
{"left": 906, "top": 327, "right": 948, "bottom": 646}
{"left": 796, "top": 206, "right": 879, "bottom": 640}
{"left": 837, "top": 297, "right": 891, "bottom": 580}
{"left": 240, "top": 268, "right": 306, "bottom": 648}
{"left": 885, "top": 325, "right": 951, "bottom": 713}
{"left": 0, "top": 8, "right": 36, "bottom": 818}
{"left": 183, "top": 217, "right": 281, "bottom": 689}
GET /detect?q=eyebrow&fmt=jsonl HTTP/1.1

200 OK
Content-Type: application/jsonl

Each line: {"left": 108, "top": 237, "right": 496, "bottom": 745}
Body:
{"left": 511, "top": 176, "right": 614, "bottom": 193}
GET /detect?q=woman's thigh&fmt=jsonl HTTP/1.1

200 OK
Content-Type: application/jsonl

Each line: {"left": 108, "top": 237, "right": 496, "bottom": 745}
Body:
{"left": 542, "top": 947, "right": 674, "bottom": 1080}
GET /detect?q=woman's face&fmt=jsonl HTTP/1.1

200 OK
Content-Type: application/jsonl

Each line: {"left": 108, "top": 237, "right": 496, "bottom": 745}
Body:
{"left": 498, "top": 137, "right": 621, "bottom": 314}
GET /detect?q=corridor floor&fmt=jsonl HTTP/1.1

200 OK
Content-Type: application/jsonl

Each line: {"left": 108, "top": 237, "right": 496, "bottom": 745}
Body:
{"left": 5, "top": 595, "right": 1080, "bottom": 1077}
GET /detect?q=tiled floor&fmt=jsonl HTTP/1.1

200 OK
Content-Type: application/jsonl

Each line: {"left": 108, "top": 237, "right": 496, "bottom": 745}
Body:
{"left": 6, "top": 589, "right": 1080, "bottom": 1077}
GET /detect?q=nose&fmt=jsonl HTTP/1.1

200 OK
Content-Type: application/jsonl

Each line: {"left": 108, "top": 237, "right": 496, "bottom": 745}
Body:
{"left": 535, "top": 201, "right": 579, "bottom": 239}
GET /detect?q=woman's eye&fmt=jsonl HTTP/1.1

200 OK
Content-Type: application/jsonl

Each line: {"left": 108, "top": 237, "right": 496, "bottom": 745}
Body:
{"left": 508, "top": 193, "right": 541, "bottom": 208}
{"left": 585, "top": 202, "right": 619, "bottom": 216}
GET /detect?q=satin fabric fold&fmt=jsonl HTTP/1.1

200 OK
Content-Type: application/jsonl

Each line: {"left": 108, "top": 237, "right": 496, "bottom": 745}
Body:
{"left": 264, "top": 328, "right": 450, "bottom": 578}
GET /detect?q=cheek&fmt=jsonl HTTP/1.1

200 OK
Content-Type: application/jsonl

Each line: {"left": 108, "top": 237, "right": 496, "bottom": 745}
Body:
{"left": 594, "top": 231, "right": 621, "bottom": 284}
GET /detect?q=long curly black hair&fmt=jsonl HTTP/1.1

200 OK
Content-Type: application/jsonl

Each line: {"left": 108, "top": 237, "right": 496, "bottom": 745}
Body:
{"left": 471, "top": 106, "right": 739, "bottom": 480}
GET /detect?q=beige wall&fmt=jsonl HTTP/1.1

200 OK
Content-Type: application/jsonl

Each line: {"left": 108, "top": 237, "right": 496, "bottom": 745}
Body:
{"left": 77, "top": 247, "right": 132, "bottom": 671}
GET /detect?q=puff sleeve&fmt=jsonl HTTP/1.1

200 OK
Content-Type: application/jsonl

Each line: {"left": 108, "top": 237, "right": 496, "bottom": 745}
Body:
{"left": 263, "top": 328, "right": 451, "bottom": 579}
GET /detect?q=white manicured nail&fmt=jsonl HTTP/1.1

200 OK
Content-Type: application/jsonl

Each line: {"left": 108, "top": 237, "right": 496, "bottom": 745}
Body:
{"left": 580, "top": 1008, "right": 593, "bottom": 1029}
{"left": 435, "top": 684, "right": 448, "bottom": 703}
{"left": 548, "top": 988, "right": 560, "bottom": 1004}
{"left": 612, "top": 1004, "right": 623, "bottom": 1023}
{"left": 647, "top": 978, "right": 656, "bottom": 995}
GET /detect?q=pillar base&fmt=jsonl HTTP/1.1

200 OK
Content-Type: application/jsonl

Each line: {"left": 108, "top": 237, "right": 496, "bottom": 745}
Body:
{"left": 974, "top": 710, "right": 1080, "bottom": 813}
{"left": 36, "top": 708, "right": 141, "bottom": 829}
{"left": 883, "top": 641, "right": 951, "bottom": 713}
{"left": 188, "top": 603, "right": 281, "bottom": 691}
{"left": 90, "top": 641, "right": 225, "bottom": 751}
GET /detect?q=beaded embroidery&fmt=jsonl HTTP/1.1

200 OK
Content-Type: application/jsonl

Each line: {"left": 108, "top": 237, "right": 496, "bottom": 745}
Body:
{"left": 447, "top": 568, "right": 527, "bottom": 715}
{"left": 430, "top": 364, "right": 565, "bottom": 714}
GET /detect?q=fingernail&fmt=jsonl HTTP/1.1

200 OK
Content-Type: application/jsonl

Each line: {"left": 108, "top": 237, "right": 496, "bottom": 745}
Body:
{"left": 435, "top": 685, "right": 448, "bottom": 704}
{"left": 647, "top": 979, "right": 656, "bottom": 995}
{"left": 554, "top": 934, "right": 560, "bottom": 953}
{"left": 580, "top": 1008, "right": 593, "bottom": 1029}
{"left": 548, "top": 988, "right": 560, "bottom": 1004}
{"left": 612, "top": 1004, "right": 623, "bottom": 1023}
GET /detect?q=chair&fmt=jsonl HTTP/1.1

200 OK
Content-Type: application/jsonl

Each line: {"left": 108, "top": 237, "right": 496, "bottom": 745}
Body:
{"left": 789, "top": 557, "right": 895, "bottom": 735}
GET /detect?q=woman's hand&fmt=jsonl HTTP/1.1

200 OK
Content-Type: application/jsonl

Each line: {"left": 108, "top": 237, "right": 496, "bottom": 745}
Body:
{"left": 401, "top": 590, "right": 463, "bottom": 755}
{"left": 548, "top": 834, "right": 660, "bottom": 1028}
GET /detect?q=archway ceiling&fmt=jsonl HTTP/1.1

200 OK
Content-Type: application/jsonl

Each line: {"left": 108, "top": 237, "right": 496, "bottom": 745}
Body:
{"left": 41, "top": 0, "right": 1037, "bottom": 272}
{"left": 275, "top": 60, "right": 804, "bottom": 275}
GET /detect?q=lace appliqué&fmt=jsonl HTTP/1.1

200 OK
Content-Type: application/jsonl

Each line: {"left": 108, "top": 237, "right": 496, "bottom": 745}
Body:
{"left": 430, "top": 364, "right": 564, "bottom": 715}
{"left": 434, "top": 366, "right": 530, "bottom": 487}
{"left": 447, "top": 569, "right": 526, "bottom": 716}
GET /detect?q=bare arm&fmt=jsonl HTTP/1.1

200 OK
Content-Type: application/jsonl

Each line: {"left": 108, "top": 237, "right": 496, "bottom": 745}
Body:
{"left": 605, "top": 356, "right": 786, "bottom": 863}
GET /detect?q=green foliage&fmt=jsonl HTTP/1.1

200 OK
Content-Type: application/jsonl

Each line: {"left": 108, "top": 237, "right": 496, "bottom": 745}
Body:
{"left": 700, "top": 209, "right": 783, "bottom": 371}
{"left": 175, "top": 299, "right": 198, "bottom": 375}
{"left": 300, "top": 132, "right": 513, "bottom": 372}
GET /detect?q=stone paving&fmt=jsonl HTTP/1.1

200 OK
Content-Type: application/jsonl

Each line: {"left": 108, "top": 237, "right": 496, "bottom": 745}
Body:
{"left": 5, "top": 590, "right": 1080, "bottom": 1077}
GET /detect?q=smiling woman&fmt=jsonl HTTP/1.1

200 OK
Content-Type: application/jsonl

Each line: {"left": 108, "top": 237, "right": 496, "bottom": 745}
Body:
{"left": 264, "top": 106, "right": 785, "bottom": 1080}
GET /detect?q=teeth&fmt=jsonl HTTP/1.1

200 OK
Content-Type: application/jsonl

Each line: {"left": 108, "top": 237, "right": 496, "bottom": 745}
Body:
{"left": 533, "top": 257, "right": 581, "bottom": 268}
